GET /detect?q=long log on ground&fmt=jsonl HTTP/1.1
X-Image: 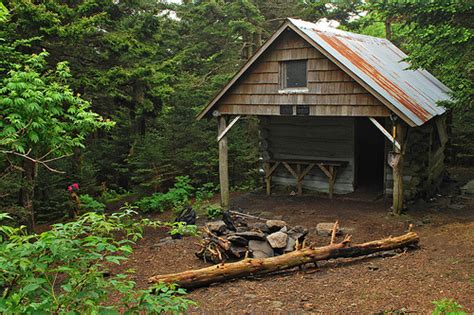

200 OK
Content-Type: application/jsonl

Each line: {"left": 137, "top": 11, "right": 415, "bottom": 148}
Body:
{"left": 148, "top": 231, "right": 419, "bottom": 289}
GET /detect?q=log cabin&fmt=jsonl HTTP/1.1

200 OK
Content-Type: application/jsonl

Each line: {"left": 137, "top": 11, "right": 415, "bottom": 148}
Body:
{"left": 196, "top": 18, "right": 451, "bottom": 213}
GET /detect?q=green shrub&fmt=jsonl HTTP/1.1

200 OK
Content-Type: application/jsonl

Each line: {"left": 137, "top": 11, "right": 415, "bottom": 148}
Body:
{"left": 80, "top": 194, "right": 106, "bottom": 212}
{"left": 100, "top": 188, "right": 133, "bottom": 204}
{"left": 195, "top": 182, "right": 217, "bottom": 201}
{"left": 206, "top": 204, "right": 223, "bottom": 219}
{"left": 169, "top": 222, "right": 198, "bottom": 237}
{"left": 432, "top": 298, "right": 466, "bottom": 315}
{"left": 0, "top": 209, "right": 194, "bottom": 314}
{"left": 135, "top": 176, "right": 194, "bottom": 213}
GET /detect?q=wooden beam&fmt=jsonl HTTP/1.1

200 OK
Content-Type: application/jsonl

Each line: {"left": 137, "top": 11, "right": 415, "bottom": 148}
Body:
{"left": 282, "top": 162, "right": 298, "bottom": 179}
{"left": 392, "top": 121, "right": 406, "bottom": 214}
{"left": 217, "top": 115, "right": 241, "bottom": 142}
{"left": 264, "top": 161, "right": 280, "bottom": 196}
{"left": 298, "top": 163, "right": 315, "bottom": 181}
{"left": 296, "top": 164, "right": 302, "bottom": 195}
{"left": 435, "top": 116, "right": 448, "bottom": 146}
{"left": 218, "top": 116, "right": 230, "bottom": 209}
{"left": 369, "top": 117, "right": 401, "bottom": 150}
{"left": 317, "top": 163, "right": 332, "bottom": 179}
{"left": 266, "top": 162, "right": 280, "bottom": 178}
{"left": 317, "top": 164, "right": 336, "bottom": 198}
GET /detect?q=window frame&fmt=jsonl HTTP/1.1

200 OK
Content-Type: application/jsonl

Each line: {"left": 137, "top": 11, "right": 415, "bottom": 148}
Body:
{"left": 279, "top": 59, "right": 308, "bottom": 93}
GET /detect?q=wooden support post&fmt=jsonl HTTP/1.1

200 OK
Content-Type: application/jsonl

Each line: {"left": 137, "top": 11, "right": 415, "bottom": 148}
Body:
{"left": 264, "top": 162, "right": 280, "bottom": 196}
{"left": 218, "top": 116, "right": 230, "bottom": 209}
{"left": 264, "top": 162, "right": 271, "bottom": 196}
{"left": 317, "top": 164, "right": 336, "bottom": 199}
{"left": 392, "top": 122, "right": 406, "bottom": 214}
{"left": 328, "top": 166, "right": 336, "bottom": 199}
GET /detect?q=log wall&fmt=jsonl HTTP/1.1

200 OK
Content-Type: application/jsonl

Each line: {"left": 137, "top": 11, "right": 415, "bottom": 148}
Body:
{"left": 260, "top": 116, "right": 355, "bottom": 194}
{"left": 218, "top": 29, "right": 390, "bottom": 117}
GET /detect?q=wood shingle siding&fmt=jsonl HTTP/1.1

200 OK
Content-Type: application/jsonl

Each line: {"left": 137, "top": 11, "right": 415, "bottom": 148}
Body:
{"left": 219, "top": 30, "right": 388, "bottom": 117}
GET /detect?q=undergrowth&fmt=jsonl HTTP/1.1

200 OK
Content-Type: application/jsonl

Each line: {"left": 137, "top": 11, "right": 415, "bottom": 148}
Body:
{"left": 0, "top": 209, "right": 194, "bottom": 314}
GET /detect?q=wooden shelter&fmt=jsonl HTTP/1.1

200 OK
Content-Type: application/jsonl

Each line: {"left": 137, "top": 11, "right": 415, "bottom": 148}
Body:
{"left": 197, "top": 18, "right": 450, "bottom": 213}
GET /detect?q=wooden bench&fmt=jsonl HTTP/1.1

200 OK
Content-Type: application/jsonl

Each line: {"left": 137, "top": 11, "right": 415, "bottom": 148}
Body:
{"left": 264, "top": 159, "right": 349, "bottom": 198}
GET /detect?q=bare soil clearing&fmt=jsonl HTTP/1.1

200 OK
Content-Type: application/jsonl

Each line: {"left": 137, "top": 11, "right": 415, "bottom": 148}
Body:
{"left": 112, "top": 168, "right": 474, "bottom": 313}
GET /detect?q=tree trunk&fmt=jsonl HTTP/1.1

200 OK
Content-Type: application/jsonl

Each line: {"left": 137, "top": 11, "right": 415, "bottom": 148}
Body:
{"left": 218, "top": 116, "right": 229, "bottom": 209}
{"left": 21, "top": 159, "right": 38, "bottom": 228}
{"left": 393, "top": 122, "right": 406, "bottom": 214}
{"left": 385, "top": 19, "right": 392, "bottom": 41}
{"left": 148, "top": 231, "right": 419, "bottom": 289}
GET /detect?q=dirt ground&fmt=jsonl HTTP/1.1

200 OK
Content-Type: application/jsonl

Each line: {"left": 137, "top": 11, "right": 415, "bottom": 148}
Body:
{"left": 113, "top": 168, "right": 474, "bottom": 314}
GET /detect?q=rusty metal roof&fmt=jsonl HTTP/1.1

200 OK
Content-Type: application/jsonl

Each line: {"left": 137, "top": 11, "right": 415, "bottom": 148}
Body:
{"left": 288, "top": 18, "right": 450, "bottom": 126}
{"left": 197, "top": 18, "right": 450, "bottom": 126}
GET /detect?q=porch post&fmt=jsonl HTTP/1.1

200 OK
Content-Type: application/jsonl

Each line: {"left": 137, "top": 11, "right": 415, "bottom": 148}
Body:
{"left": 218, "top": 115, "right": 230, "bottom": 209}
{"left": 392, "top": 121, "right": 406, "bottom": 214}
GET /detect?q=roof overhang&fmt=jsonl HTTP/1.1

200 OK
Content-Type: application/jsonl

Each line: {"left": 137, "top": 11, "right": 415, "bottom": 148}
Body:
{"left": 196, "top": 18, "right": 451, "bottom": 127}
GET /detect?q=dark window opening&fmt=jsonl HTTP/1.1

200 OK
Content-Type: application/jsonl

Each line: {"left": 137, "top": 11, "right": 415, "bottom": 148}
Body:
{"left": 296, "top": 105, "right": 309, "bottom": 116}
{"left": 280, "top": 105, "right": 293, "bottom": 115}
{"left": 281, "top": 60, "right": 307, "bottom": 88}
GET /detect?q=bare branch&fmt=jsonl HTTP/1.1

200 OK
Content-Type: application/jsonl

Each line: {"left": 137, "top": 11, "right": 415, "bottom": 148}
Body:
{"left": 0, "top": 150, "right": 70, "bottom": 174}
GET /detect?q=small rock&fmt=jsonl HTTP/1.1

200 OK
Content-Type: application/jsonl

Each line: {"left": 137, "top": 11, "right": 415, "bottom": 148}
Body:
{"left": 267, "top": 231, "right": 288, "bottom": 249}
{"left": 266, "top": 219, "right": 287, "bottom": 232}
{"left": 284, "top": 236, "right": 296, "bottom": 252}
{"left": 249, "top": 222, "right": 270, "bottom": 234}
{"left": 316, "top": 222, "right": 340, "bottom": 236}
{"left": 368, "top": 264, "right": 379, "bottom": 271}
{"left": 206, "top": 221, "right": 227, "bottom": 234}
{"left": 379, "top": 250, "right": 398, "bottom": 258}
{"left": 249, "top": 240, "right": 274, "bottom": 258}
{"left": 229, "top": 245, "right": 247, "bottom": 258}
{"left": 287, "top": 225, "right": 308, "bottom": 241}
{"left": 233, "top": 231, "right": 266, "bottom": 240}
{"left": 227, "top": 235, "right": 249, "bottom": 246}
{"left": 303, "top": 303, "right": 314, "bottom": 311}
{"left": 280, "top": 226, "right": 288, "bottom": 233}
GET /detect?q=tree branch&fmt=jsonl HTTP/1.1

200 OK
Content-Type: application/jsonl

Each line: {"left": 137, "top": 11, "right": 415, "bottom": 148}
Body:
{"left": 0, "top": 150, "right": 72, "bottom": 174}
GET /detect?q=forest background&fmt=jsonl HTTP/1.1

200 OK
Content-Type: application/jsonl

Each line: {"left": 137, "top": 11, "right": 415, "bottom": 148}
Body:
{"left": 1, "top": 0, "right": 472, "bottom": 226}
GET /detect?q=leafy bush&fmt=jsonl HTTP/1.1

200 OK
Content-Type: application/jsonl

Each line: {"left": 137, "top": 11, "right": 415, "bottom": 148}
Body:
{"left": 80, "top": 194, "right": 106, "bottom": 212}
{"left": 169, "top": 222, "right": 198, "bottom": 237}
{"left": 135, "top": 176, "right": 194, "bottom": 213}
{"left": 206, "top": 204, "right": 223, "bottom": 219}
{"left": 195, "top": 182, "right": 217, "bottom": 201}
{"left": 432, "top": 298, "right": 466, "bottom": 315}
{"left": 0, "top": 209, "right": 194, "bottom": 314}
{"left": 100, "top": 188, "right": 133, "bottom": 204}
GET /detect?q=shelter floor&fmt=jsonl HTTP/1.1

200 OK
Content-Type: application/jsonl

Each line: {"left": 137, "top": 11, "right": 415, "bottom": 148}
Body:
{"left": 109, "top": 167, "right": 474, "bottom": 313}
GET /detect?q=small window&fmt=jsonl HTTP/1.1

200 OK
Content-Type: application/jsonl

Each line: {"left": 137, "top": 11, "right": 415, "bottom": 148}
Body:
{"left": 296, "top": 105, "right": 309, "bottom": 116}
{"left": 281, "top": 60, "right": 307, "bottom": 89}
{"left": 280, "top": 105, "right": 293, "bottom": 115}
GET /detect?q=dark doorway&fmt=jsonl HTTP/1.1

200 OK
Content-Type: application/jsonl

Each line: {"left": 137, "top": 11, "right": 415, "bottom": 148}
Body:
{"left": 355, "top": 118, "right": 385, "bottom": 191}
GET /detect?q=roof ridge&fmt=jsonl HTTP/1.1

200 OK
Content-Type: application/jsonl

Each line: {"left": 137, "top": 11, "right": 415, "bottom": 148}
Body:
{"left": 287, "top": 18, "right": 389, "bottom": 44}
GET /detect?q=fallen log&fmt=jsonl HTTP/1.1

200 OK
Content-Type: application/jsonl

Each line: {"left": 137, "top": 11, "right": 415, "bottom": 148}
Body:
{"left": 149, "top": 231, "right": 419, "bottom": 289}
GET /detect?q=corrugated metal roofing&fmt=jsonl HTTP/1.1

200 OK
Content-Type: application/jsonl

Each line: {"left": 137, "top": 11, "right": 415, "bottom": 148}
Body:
{"left": 288, "top": 18, "right": 450, "bottom": 126}
{"left": 197, "top": 18, "right": 451, "bottom": 126}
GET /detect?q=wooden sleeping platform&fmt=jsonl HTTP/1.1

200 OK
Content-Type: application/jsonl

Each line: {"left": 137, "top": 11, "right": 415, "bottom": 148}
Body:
{"left": 264, "top": 159, "right": 349, "bottom": 198}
